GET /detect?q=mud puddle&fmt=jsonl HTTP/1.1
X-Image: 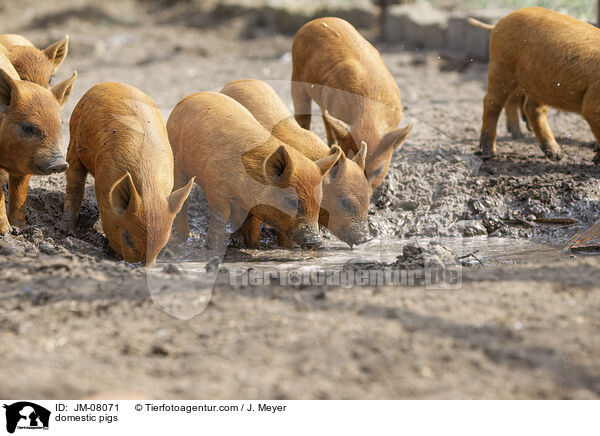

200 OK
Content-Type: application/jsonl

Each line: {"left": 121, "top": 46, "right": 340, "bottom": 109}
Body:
{"left": 234, "top": 237, "right": 567, "bottom": 267}
{"left": 156, "top": 236, "right": 569, "bottom": 276}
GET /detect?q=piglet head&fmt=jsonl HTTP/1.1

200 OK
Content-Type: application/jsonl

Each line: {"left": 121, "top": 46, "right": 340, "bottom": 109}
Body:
{"left": 9, "top": 35, "right": 69, "bottom": 87}
{"left": 242, "top": 143, "right": 342, "bottom": 249}
{"left": 0, "top": 69, "right": 76, "bottom": 176}
{"left": 320, "top": 142, "right": 371, "bottom": 247}
{"left": 106, "top": 172, "right": 195, "bottom": 266}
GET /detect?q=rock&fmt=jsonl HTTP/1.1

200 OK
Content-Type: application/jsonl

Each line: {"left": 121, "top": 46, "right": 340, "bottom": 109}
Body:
{"left": 205, "top": 256, "right": 221, "bottom": 273}
{"left": 482, "top": 216, "right": 502, "bottom": 234}
{"left": 427, "top": 241, "right": 455, "bottom": 263}
{"left": 38, "top": 244, "right": 56, "bottom": 255}
{"left": 455, "top": 220, "right": 488, "bottom": 237}
{"left": 164, "top": 264, "right": 181, "bottom": 274}
{"left": 149, "top": 344, "right": 169, "bottom": 357}
{"left": 392, "top": 241, "right": 455, "bottom": 270}
{"left": 0, "top": 244, "right": 15, "bottom": 256}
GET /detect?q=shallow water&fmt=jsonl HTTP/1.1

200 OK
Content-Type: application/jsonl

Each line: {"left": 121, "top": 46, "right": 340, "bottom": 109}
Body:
{"left": 232, "top": 237, "right": 567, "bottom": 268}
{"left": 158, "top": 236, "right": 569, "bottom": 273}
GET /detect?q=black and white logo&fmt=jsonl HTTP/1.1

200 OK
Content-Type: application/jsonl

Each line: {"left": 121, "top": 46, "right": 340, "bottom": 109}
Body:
{"left": 3, "top": 402, "right": 50, "bottom": 434}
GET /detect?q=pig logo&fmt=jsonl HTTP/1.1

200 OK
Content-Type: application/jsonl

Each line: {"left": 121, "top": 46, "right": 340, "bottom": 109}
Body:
{"left": 2, "top": 402, "right": 50, "bottom": 433}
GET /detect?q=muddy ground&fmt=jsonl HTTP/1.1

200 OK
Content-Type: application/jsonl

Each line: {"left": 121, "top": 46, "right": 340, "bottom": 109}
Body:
{"left": 1, "top": 0, "right": 600, "bottom": 399}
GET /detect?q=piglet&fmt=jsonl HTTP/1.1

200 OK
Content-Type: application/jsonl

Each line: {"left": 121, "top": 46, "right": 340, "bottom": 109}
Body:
{"left": 63, "top": 82, "right": 194, "bottom": 265}
{"left": 477, "top": 7, "right": 600, "bottom": 160}
{"left": 0, "top": 34, "right": 69, "bottom": 87}
{"left": 292, "top": 17, "right": 412, "bottom": 192}
{"left": 221, "top": 78, "right": 371, "bottom": 247}
{"left": 167, "top": 92, "right": 341, "bottom": 250}
{"left": 0, "top": 51, "right": 76, "bottom": 234}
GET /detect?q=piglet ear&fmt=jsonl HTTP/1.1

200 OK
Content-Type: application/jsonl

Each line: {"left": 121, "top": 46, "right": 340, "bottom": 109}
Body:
{"left": 380, "top": 121, "right": 413, "bottom": 153}
{"left": 242, "top": 144, "right": 294, "bottom": 186}
{"left": 109, "top": 172, "right": 141, "bottom": 215}
{"left": 0, "top": 68, "right": 18, "bottom": 111}
{"left": 265, "top": 145, "right": 294, "bottom": 187}
{"left": 315, "top": 144, "right": 342, "bottom": 177}
{"left": 323, "top": 110, "right": 352, "bottom": 143}
{"left": 51, "top": 70, "right": 77, "bottom": 109}
{"left": 167, "top": 177, "right": 195, "bottom": 214}
{"left": 352, "top": 141, "right": 368, "bottom": 170}
{"left": 44, "top": 35, "right": 69, "bottom": 72}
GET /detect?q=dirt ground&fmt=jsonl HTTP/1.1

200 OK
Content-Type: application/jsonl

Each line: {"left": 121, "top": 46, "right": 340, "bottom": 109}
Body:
{"left": 1, "top": 0, "right": 600, "bottom": 399}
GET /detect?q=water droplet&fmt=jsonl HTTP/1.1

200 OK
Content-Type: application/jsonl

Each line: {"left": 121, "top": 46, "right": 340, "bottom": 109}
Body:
{"left": 557, "top": 82, "right": 561, "bottom": 87}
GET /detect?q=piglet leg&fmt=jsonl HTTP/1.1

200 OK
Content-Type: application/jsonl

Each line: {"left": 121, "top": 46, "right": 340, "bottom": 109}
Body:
{"left": 479, "top": 65, "right": 515, "bottom": 158}
{"left": 582, "top": 93, "right": 600, "bottom": 165}
{"left": 8, "top": 174, "right": 31, "bottom": 228}
{"left": 291, "top": 73, "right": 312, "bottom": 130}
{"left": 63, "top": 154, "right": 88, "bottom": 230}
{"left": 241, "top": 215, "right": 261, "bottom": 249}
{"left": 505, "top": 93, "right": 524, "bottom": 139}
{"left": 0, "top": 181, "right": 10, "bottom": 235}
{"left": 172, "top": 170, "right": 192, "bottom": 240}
{"left": 206, "top": 199, "right": 230, "bottom": 252}
{"left": 276, "top": 230, "right": 294, "bottom": 249}
{"left": 522, "top": 98, "right": 562, "bottom": 161}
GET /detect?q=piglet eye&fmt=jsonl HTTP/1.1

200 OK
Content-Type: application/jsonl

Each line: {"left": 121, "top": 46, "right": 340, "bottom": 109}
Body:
{"left": 338, "top": 196, "right": 356, "bottom": 213}
{"left": 283, "top": 195, "right": 299, "bottom": 211}
{"left": 122, "top": 230, "right": 134, "bottom": 248}
{"left": 18, "top": 122, "right": 40, "bottom": 138}
{"left": 368, "top": 166, "right": 383, "bottom": 179}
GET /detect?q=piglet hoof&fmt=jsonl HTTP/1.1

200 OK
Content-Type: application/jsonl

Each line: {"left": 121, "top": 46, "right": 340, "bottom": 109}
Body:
{"left": 593, "top": 152, "right": 600, "bottom": 166}
{"left": 0, "top": 220, "right": 11, "bottom": 236}
{"left": 474, "top": 149, "right": 496, "bottom": 160}
{"left": 510, "top": 131, "right": 525, "bottom": 140}
{"left": 57, "top": 213, "right": 76, "bottom": 234}
{"left": 172, "top": 231, "right": 190, "bottom": 244}
{"left": 8, "top": 216, "right": 25, "bottom": 230}
{"left": 544, "top": 150, "right": 563, "bottom": 161}
{"left": 276, "top": 231, "right": 294, "bottom": 249}
{"left": 541, "top": 141, "right": 563, "bottom": 161}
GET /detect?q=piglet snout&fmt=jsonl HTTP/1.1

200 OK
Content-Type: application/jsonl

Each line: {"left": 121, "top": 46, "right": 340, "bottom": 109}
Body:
{"left": 293, "top": 226, "right": 323, "bottom": 249}
{"left": 45, "top": 158, "right": 69, "bottom": 174}
{"left": 36, "top": 154, "right": 69, "bottom": 175}
{"left": 346, "top": 232, "right": 372, "bottom": 248}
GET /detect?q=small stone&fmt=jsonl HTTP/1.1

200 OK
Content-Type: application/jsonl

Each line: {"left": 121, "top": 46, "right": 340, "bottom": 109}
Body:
{"left": 38, "top": 244, "right": 56, "bottom": 254}
{"left": 149, "top": 344, "right": 169, "bottom": 357}
{"left": 205, "top": 256, "right": 220, "bottom": 273}
{"left": 164, "top": 264, "right": 181, "bottom": 274}
{"left": 0, "top": 245, "right": 15, "bottom": 256}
